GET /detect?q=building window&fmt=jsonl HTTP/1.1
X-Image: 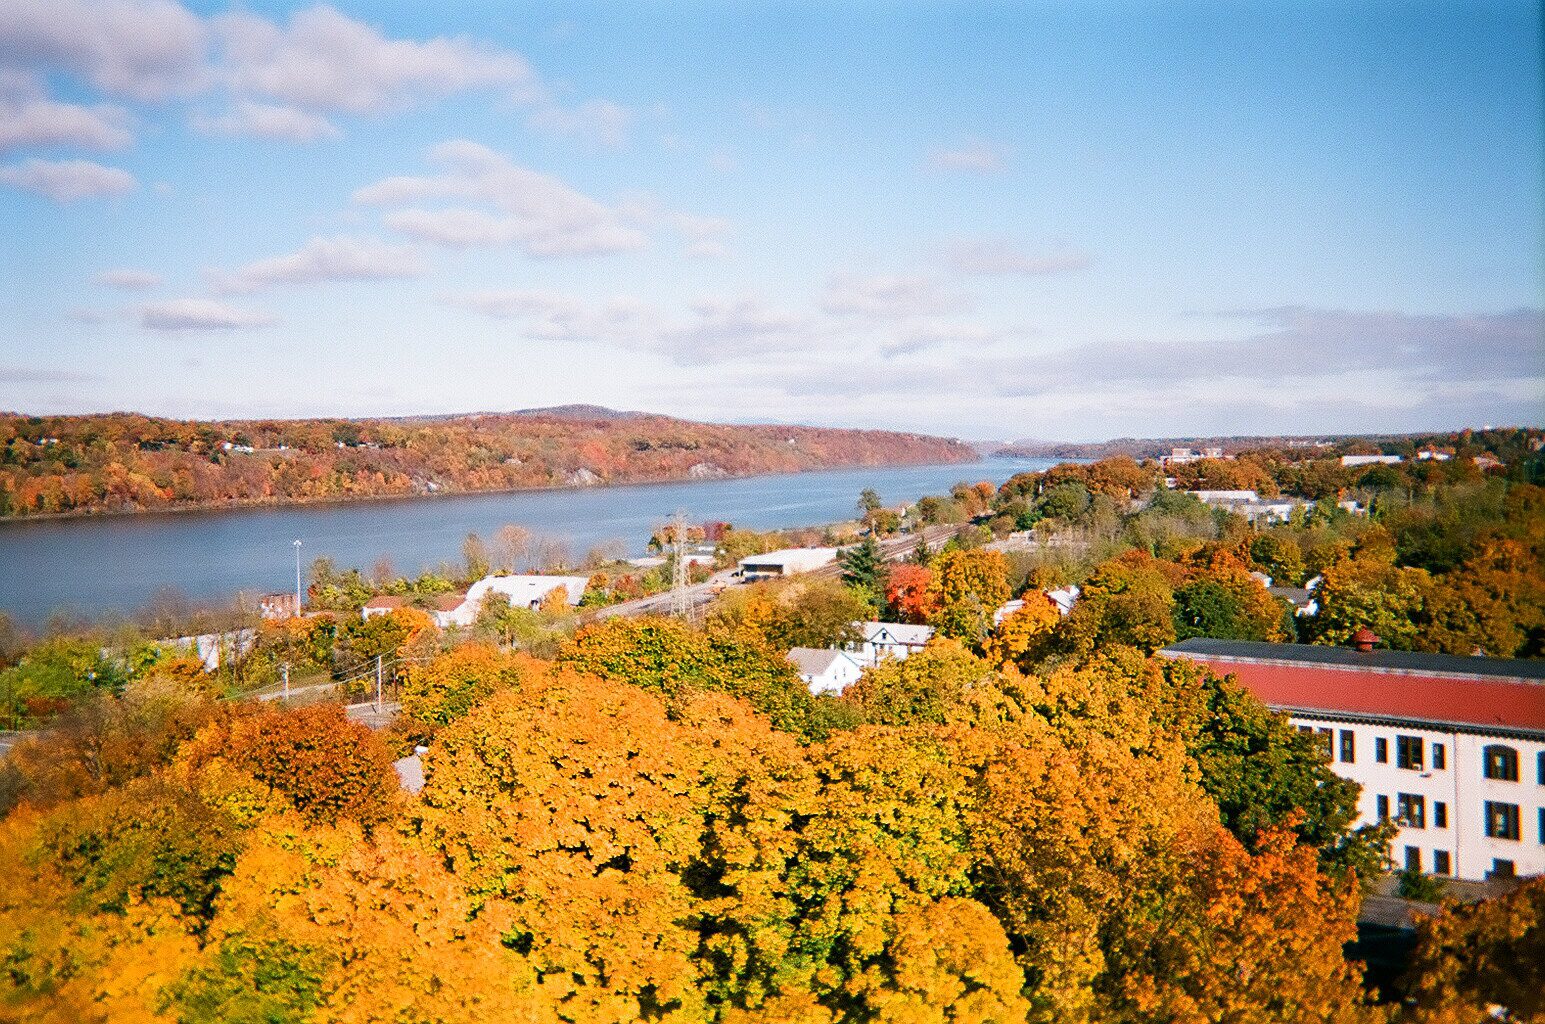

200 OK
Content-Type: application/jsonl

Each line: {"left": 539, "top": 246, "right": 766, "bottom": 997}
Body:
{"left": 1375, "top": 738, "right": 1388, "bottom": 763}
{"left": 1537, "top": 750, "right": 1544, "bottom": 784}
{"left": 1484, "top": 801, "right": 1520, "bottom": 840}
{"left": 1434, "top": 801, "right": 1447, "bottom": 829}
{"left": 1540, "top": 807, "right": 1544, "bottom": 845}
{"left": 1432, "top": 743, "right": 1445, "bottom": 770}
{"left": 1397, "top": 793, "right": 1426, "bottom": 829}
{"left": 1376, "top": 795, "right": 1389, "bottom": 821}
{"left": 1404, "top": 846, "right": 1421, "bottom": 873}
{"left": 1339, "top": 730, "right": 1355, "bottom": 764}
{"left": 1397, "top": 735, "right": 1424, "bottom": 771}
{"left": 1491, "top": 859, "right": 1515, "bottom": 879}
{"left": 1433, "top": 850, "right": 1451, "bottom": 875}
{"left": 1316, "top": 728, "right": 1333, "bottom": 758}
{"left": 1483, "top": 745, "right": 1519, "bottom": 781}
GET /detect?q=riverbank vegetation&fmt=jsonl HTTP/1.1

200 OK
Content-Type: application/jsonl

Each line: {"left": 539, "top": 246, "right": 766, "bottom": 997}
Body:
{"left": 0, "top": 409, "right": 975, "bottom": 518}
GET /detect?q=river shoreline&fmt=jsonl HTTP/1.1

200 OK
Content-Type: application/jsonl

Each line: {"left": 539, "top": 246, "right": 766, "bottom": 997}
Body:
{"left": 0, "top": 453, "right": 984, "bottom": 528}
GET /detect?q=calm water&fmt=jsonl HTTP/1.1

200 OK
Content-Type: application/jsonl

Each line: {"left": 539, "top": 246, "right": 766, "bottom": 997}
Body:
{"left": 0, "top": 457, "right": 1053, "bottom": 624}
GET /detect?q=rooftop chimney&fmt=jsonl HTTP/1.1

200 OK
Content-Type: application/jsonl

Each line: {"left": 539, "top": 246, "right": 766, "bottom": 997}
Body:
{"left": 1351, "top": 627, "right": 1380, "bottom": 652}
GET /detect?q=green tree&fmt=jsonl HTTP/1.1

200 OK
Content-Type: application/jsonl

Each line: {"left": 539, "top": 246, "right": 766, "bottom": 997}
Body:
{"left": 839, "top": 536, "right": 886, "bottom": 611}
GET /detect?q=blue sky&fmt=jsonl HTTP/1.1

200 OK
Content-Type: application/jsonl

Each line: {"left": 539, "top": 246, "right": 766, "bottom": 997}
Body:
{"left": 1, "top": 1, "right": 1540, "bottom": 441}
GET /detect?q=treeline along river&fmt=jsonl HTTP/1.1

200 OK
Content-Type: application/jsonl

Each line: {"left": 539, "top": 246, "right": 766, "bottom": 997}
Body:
{"left": 0, "top": 458, "right": 1055, "bottom": 625}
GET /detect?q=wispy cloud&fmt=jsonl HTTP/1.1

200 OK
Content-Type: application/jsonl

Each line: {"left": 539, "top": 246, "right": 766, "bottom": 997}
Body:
{"left": 357, "top": 140, "right": 647, "bottom": 258}
{"left": 926, "top": 140, "right": 1008, "bottom": 173}
{"left": 443, "top": 288, "right": 657, "bottom": 341}
{"left": 946, "top": 237, "right": 1089, "bottom": 276}
{"left": 140, "top": 297, "right": 275, "bottom": 330}
{"left": 0, "top": 157, "right": 135, "bottom": 202}
{"left": 191, "top": 100, "right": 340, "bottom": 142}
{"left": 987, "top": 307, "right": 1544, "bottom": 397}
{"left": 94, "top": 267, "right": 163, "bottom": 289}
{"left": 657, "top": 295, "right": 815, "bottom": 364}
{"left": 526, "top": 98, "right": 632, "bottom": 148}
{"left": 213, "top": 235, "right": 426, "bottom": 292}
{"left": 820, "top": 272, "right": 969, "bottom": 319}
{"left": 0, "top": 366, "right": 99, "bottom": 384}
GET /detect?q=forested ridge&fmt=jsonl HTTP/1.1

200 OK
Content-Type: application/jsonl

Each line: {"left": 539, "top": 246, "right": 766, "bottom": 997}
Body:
{"left": 0, "top": 409, "right": 975, "bottom": 518}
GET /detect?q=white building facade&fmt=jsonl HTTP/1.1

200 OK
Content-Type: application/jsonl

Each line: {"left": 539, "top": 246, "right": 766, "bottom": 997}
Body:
{"left": 1162, "top": 638, "right": 1545, "bottom": 883}
{"left": 1285, "top": 714, "right": 1544, "bottom": 881}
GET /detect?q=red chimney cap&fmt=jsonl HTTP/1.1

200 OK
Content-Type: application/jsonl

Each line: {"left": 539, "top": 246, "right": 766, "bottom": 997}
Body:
{"left": 1352, "top": 627, "right": 1380, "bottom": 652}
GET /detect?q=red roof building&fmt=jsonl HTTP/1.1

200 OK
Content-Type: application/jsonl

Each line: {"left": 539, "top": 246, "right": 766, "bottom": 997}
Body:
{"left": 1160, "top": 639, "right": 1545, "bottom": 883}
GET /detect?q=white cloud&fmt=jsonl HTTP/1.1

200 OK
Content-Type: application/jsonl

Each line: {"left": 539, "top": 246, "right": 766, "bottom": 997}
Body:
{"left": 0, "top": 92, "right": 133, "bottom": 154}
{"left": 140, "top": 298, "right": 275, "bottom": 330}
{"left": 358, "top": 140, "right": 647, "bottom": 258}
{"left": 526, "top": 98, "right": 631, "bottom": 148}
{"left": 820, "top": 272, "right": 969, "bottom": 319}
{"left": 657, "top": 295, "right": 815, "bottom": 364}
{"left": 444, "top": 288, "right": 657, "bottom": 341}
{"left": 94, "top": 267, "right": 163, "bottom": 289}
{"left": 0, "top": 0, "right": 207, "bottom": 101}
{"left": 881, "top": 322, "right": 1003, "bottom": 357}
{"left": 212, "top": 6, "right": 535, "bottom": 115}
{"left": 215, "top": 235, "right": 426, "bottom": 292}
{"left": 946, "top": 238, "right": 1089, "bottom": 276}
{"left": 926, "top": 141, "right": 1008, "bottom": 173}
{"left": 0, "top": 157, "right": 135, "bottom": 202}
{"left": 191, "top": 100, "right": 340, "bottom": 142}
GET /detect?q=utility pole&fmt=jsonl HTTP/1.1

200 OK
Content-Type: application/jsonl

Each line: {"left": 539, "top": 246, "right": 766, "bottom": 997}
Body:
{"left": 375, "top": 654, "right": 383, "bottom": 713}
{"left": 293, "top": 539, "right": 303, "bottom": 614}
{"left": 282, "top": 662, "right": 289, "bottom": 701}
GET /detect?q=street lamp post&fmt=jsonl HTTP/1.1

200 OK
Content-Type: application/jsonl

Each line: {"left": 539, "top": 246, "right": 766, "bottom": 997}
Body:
{"left": 294, "top": 539, "right": 303, "bottom": 615}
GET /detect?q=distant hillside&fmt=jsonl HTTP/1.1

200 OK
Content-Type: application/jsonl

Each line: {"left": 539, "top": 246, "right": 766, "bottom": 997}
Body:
{"left": 0, "top": 410, "right": 976, "bottom": 518}
{"left": 991, "top": 431, "right": 1537, "bottom": 461}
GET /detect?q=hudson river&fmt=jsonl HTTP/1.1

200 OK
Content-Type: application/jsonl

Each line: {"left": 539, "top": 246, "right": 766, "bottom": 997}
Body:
{"left": 0, "top": 457, "right": 1055, "bottom": 624}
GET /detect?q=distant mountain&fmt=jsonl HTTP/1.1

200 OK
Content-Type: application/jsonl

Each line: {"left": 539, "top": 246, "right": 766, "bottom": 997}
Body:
{"left": 513, "top": 404, "right": 649, "bottom": 421}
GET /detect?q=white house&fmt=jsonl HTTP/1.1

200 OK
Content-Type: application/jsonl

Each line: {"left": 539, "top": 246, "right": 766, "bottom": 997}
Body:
{"left": 363, "top": 573, "right": 590, "bottom": 629}
{"left": 738, "top": 548, "right": 840, "bottom": 579}
{"left": 1161, "top": 638, "right": 1545, "bottom": 882}
{"left": 1341, "top": 454, "right": 1403, "bottom": 466}
{"left": 1046, "top": 586, "right": 1080, "bottom": 617}
{"left": 788, "top": 647, "right": 866, "bottom": 695}
{"left": 849, "top": 621, "right": 934, "bottom": 665}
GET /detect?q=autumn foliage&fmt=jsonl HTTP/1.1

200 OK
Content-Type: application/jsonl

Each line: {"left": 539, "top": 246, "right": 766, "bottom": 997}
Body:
{"left": 0, "top": 625, "right": 1502, "bottom": 1024}
{"left": 0, "top": 410, "right": 973, "bottom": 517}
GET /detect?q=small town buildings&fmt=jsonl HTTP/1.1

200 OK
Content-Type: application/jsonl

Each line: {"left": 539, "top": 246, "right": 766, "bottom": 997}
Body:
{"left": 259, "top": 593, "right": 301, "bottom": 619}
{"left": 362, "top": 574, "right": 589, "bottom": 629}
{"left": 849, "top": 621, "right": 934, "bottom": 665}
{"left": 1341, "top": 454, "right": 1403, "bottom": 467}
{"left": 1159, "top": 637, "right": 1545, "bottom": 882}
{"left": 788, "top": 647, "right": 866, "bottom": 695}
{"left": 1185, "top": 489, "right": 1260, "bottom": 504}
{"left": 163, "top": 629, "right": 256, "bottom": 670}
{"left": 1161, "top": 447, "right": 1226, "bottom": 468}
{"left": 738, "top": 548, "right": 840, "bottom": 579}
